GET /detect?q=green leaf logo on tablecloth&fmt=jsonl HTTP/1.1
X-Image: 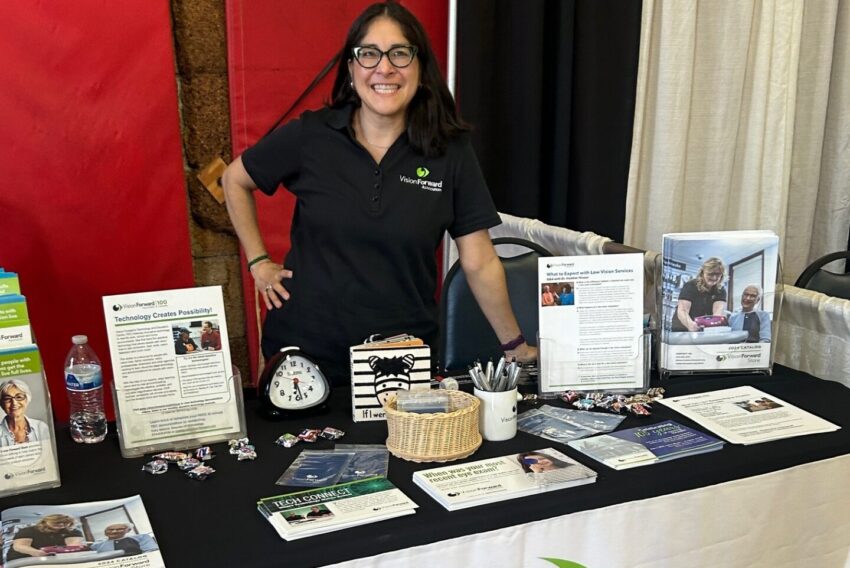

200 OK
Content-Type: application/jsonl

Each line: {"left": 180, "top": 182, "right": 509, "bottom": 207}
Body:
{"left": 539, "top": 558, "right": 587, "bottom": 568}
{"left": 416, "top": 166, "right": 430, "bottom": 178}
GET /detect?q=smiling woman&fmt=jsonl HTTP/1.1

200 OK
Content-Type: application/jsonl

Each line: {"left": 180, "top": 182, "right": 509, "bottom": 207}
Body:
{"left": 222, "top": 2, "right": 536, "bottom": 384}
{"left": 0, "top": 379, "right": 49, "bottom": 446}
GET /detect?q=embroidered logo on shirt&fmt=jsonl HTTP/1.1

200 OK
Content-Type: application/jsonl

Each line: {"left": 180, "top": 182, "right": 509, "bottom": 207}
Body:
{"left": 400, "top": 168, "right": 443, "bottom": 192}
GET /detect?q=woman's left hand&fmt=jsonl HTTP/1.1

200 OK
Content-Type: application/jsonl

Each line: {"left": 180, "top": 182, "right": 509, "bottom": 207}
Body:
{"left": 505, "top": 343, "right": 537, "bottom": 364}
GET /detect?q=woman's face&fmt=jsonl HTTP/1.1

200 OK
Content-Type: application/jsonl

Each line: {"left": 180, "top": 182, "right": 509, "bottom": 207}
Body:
{"left": 1, "top": 385, "right": 29, "bottom": 418}
{"left": 349, "top": 16, "right": 420, "bottom": 123}
{"left": 528, "top": 455, "right": 554, "bottom": 472}
{"left": 702, "top": 267, "right": 723, "bottom": 287}
{"left": 43, "top": 518, "right": 72, "bottom": 532}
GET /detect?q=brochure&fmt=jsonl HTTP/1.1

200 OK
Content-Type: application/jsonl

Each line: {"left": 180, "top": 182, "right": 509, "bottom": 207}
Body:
{"left": 0, "top": 272, "right": 21, "bottom": 296}
{"left": 0, "top": 346, "right": 61, "bottom": 498}
{"left": 660, "top": 231, "right": 779, "bottom": 373}
{"left": 538, "top": 253, "right": 645, "bottom": 393}
{"left": 657, "top": 386, "right": 840, "bottom": 444}
{"left": 412, "top": 448, "right": 597, "bottom": 511}
{"left": 0, "top": 295, "right": 33, "bottom": 351}
{"left": 258, "top": 477, "right": 418, "bottom": 541}
{"left": 102, "top": 286, "right": 245, "bottom": 457}
{"left": 567, "top": 420, "right": 724, "bottom": 469}
{"left": 2, "top": 495, "right": 164, "bottom": 567}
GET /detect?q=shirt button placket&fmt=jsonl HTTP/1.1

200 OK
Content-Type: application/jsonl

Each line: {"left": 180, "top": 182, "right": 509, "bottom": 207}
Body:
{"left": 371, "top": 168, "right": 382, "bottom": 209}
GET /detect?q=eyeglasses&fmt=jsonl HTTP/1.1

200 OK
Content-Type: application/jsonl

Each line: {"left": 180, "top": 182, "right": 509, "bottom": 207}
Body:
{"left": 352, "top": 45, "right": 418, "bottom": 69}
{"left": 1, "top": 394, "right": 26, "bottom": 404}
{"left": 705, "top": 271, "right": 723, "bottom": 278}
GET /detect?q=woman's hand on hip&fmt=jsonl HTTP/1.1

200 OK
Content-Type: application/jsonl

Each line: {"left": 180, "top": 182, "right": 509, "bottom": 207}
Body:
{"left": 251, "top": 260, "right": 292, "bottom": 309}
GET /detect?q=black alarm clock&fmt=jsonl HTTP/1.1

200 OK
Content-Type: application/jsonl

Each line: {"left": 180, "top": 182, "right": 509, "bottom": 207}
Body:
{"left": 258, "top": 347, "right": 331, "bottom": 419}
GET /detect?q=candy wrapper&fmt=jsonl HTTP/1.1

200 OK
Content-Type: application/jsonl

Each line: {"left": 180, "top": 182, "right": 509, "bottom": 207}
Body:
{"left": 187, "top": 465, "right": 216, "bottom": 480}
{"left": 275, "top": 434, "right": 300, "bottom": 448}
{"left": 319, "top": 427, "right": 345, "bottom": 441}
{"left": 142, "top": 459, "right": 168, "bottom": 475}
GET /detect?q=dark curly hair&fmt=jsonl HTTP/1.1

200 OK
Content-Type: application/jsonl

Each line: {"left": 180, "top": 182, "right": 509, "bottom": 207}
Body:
{"left": 329, "top": 1, "right": 468, "bottom": 157}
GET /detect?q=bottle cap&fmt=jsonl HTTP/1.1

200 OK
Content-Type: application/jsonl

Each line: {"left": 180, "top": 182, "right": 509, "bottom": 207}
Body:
{"left": 72, "top": 335, "right": 88, "bottom": 345}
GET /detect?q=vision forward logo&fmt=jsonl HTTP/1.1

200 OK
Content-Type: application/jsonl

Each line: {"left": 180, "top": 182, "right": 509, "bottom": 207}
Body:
{"left": 400, "top": 166, "right": 442, "bottom": 192}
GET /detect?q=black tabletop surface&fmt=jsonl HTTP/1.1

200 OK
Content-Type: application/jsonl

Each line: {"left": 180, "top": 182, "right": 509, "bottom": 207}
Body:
{"left": 2, "top": 366, "right": 849, "bottom": 567}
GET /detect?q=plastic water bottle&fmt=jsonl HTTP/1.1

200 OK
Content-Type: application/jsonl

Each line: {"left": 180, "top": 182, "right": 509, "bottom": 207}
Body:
{"left": 64, "top": 335, "right": 107, "bottom": 443}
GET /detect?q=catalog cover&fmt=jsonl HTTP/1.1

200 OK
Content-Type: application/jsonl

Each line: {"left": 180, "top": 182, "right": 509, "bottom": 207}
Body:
{"left": 660, "top": 231, "right": 779, "bottom": 373}
{"left": 567, "top": 420, "right": 724, "bottom": 470}
{"left": 350, "top": 336, "right": 431, "bottom": 422}
{"left": 258, "top": 477, "right": 418, "bottom": 541}
{"left": 0, "top": 346, "right": 61, "bottom": 498}
{"left": 412, "top": 448, "right": 597, "bottom": 511}
{"left": 1, "top": 495, "right": 164, "bottom": 567}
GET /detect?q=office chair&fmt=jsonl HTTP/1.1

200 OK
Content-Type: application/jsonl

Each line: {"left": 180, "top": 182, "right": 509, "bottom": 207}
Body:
{"left": 439, "top": 237, "right": 552, "bottom": 373}
{"left": 794, "top": 251, "right": 850, "bottom": 301}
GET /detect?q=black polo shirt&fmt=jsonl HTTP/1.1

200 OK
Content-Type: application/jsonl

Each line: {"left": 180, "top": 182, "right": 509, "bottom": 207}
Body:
{"left": 241, "top": 104, "right": 500, "bottom": 383}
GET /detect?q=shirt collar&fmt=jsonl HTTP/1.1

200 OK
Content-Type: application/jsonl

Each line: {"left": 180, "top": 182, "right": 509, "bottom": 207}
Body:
{"left": 325, "top": 104, "right": 355, "bottom": 131}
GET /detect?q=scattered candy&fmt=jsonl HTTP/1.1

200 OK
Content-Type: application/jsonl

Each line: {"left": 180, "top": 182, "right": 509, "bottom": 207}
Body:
{"left": 186, "top": 465, "right": 216, "bottom": 480}
{"left": 558, "top": 388, "right": 666, "bottom": 416}
{"left": 177, "top": 457, "right": 201, "bottom": 471}
{"left": 298, "top": 429, "right": 321, "bottom": 443}
{"left": 195, "top": 446, "right": 214, "bottom": 461}
{"left": 154, "top": 451, "right": 189, "bottom": 462}
{"left": 320, "top": 427, "right": 345, "bottom": 441}
{"left": 275, "top": 434, "right": 300, "bottom": 448}
{"left": 236, "top": 446, "right": 257, "bottom": 461}
{"left": 142, "top": 459, "right": 168, "bottom": 475}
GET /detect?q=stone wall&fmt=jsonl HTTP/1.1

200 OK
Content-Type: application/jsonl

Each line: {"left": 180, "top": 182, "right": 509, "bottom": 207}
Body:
{"left": 170, "top": 0, "right": 250, "bottom": 383}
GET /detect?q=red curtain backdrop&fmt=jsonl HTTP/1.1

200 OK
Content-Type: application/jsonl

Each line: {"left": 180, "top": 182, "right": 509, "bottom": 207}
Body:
{"left": 226, "top": 0, "right": 448, "bottom": 383}
{"left": 0, "top": 2, "right": 194, "bottom": 419}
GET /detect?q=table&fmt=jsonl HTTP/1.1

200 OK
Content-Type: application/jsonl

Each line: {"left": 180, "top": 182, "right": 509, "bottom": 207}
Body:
{"left": 2, "top": 366, "right": 849, "bottom": 567}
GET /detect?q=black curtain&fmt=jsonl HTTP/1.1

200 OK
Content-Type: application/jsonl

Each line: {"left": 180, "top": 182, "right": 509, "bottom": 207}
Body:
{"left": 457, "top": 0, "right": 642, "bottom": 242}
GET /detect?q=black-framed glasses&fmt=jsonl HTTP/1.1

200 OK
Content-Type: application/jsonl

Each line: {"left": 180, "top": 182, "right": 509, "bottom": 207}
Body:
{"left": 352, "top": 45, "right": 418, "bottom": 69}
{"left": 1, "top": 394, "right": 26, "bottom": 404}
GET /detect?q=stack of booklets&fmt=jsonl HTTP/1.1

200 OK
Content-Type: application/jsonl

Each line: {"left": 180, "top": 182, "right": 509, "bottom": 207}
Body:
{"left": 567, "top": 420, "right": 724, "bottom": 470}
{"left": 258, "top": 477, "right": 418, "bottom": 541}
{"left": 412, "top": 448, "right": 597, "bottom": 511}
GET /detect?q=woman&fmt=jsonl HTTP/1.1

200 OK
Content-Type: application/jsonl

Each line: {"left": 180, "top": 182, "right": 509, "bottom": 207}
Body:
{"left": 518, "top": 451, "right": 572, "bottom": 473}
{"left": 541, "top": 285, "right": 556, "bottom": 307}
{"left": 672, "top": 257, "right": 728, "bottom": 332}
{"left": 223, "top": 2, "right": 535, "bottom": 383}
{"left": 6, "top": 514, "right": 84, "bottom": 560}
{"left": 0, "top": 379, "right": 50, "bottom": 446}
{"left": 558, "top": 284, "right": 574, "bottom": 306}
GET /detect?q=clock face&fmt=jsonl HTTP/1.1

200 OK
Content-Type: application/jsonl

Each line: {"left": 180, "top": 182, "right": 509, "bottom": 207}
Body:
{"left": 268, "top": 354, "right": 330, "bottom": 410}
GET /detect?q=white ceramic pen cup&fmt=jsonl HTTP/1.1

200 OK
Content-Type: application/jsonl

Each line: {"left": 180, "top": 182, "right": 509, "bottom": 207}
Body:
{"left": 474, "top": 387, "right": 518, "bottom": 442}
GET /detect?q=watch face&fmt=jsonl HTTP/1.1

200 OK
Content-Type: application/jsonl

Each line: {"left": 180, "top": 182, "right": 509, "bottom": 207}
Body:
{"left": 268, "top": 354, "right": 330, "bottom": 410}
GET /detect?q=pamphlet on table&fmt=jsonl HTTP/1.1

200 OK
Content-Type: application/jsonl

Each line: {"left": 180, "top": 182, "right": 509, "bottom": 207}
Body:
{"left": 657, "top": 386, "right": 840, "bottom": 444}
{"left": 258, "top": 476, "right": 418, "bottom": 541}
{"left": 1, "top": 495, "right": 164, "bottom": 567}
{"left": 567, "top": 420, "right": 724, "bottom": 469}
{"left": 0, "top": 271, "right": 21, "bottom": 296}
{"left": 0, "top": 345, "right": 61, "bottom": 498}
{"left": 102, "top": 286, "right": 244, "bottom": 456}
{"left": 412, "top": 448, "right": 597, "bottom": 511}
{"left": 538, "top": 253, "right": 645, "bottom": 393}
{"left": 659, "top": 231, "right": 779, "bottom": 373}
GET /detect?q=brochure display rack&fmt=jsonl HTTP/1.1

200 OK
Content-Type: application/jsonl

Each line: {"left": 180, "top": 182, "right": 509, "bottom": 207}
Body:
{"left": 657, "top": 231, "right": 781, "bottom": 379}
{"left": 102, "top": 286, "right": 247, "bottom": 457}
{"left": 537, "top": 253, "right": 649, "bottom": 395}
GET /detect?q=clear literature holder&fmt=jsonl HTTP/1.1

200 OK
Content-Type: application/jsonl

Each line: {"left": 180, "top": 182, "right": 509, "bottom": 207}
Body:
{"left": 111, "top": 367, "right": 247, "bottom": 458}
{"left": 537, "top": 330, "right": 651, "bottom": 398}
{"left": 657, "top": 232, "right": 782, "bottom": 380}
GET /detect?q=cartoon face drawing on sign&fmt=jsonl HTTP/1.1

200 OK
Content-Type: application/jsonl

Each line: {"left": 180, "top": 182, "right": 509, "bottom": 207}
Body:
{"left": 368, "top": 354, "right": 415, "bottom": 405}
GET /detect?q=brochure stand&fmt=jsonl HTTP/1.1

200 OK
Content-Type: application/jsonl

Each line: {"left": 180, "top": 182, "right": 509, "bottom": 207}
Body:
{"left": 657, "top": 231, "right": 781, "bottom": 379}
{"left": 0, "top": 348, "right": 62, "bottom": 498}
{"left": 112, "top": 369, "right": 247, "bottom": 458}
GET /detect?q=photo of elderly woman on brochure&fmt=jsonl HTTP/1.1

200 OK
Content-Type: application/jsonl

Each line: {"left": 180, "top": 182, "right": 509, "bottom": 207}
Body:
{"left": 0, "top": 379, "right": 49, "bottom": 447}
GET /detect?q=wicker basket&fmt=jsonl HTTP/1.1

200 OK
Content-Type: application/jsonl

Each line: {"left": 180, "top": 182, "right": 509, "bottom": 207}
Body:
{"left": 384, "top": 390, "right": 482, "bottom": 462}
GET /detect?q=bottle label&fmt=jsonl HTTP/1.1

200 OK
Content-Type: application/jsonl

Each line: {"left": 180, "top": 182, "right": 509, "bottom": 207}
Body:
{"left": 65, "top": 369, "right": 103, "bottom": 391}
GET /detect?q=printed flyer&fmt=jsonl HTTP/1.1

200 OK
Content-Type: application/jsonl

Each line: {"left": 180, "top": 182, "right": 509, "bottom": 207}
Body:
{"left": 0, "top": 346, "right": 61, "bottom": 497}
{"left": 102, "top": 286, "right": 243, "bottom": 456}
{"left": 538, "top": 253, "right": 645, "bottom": 392}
